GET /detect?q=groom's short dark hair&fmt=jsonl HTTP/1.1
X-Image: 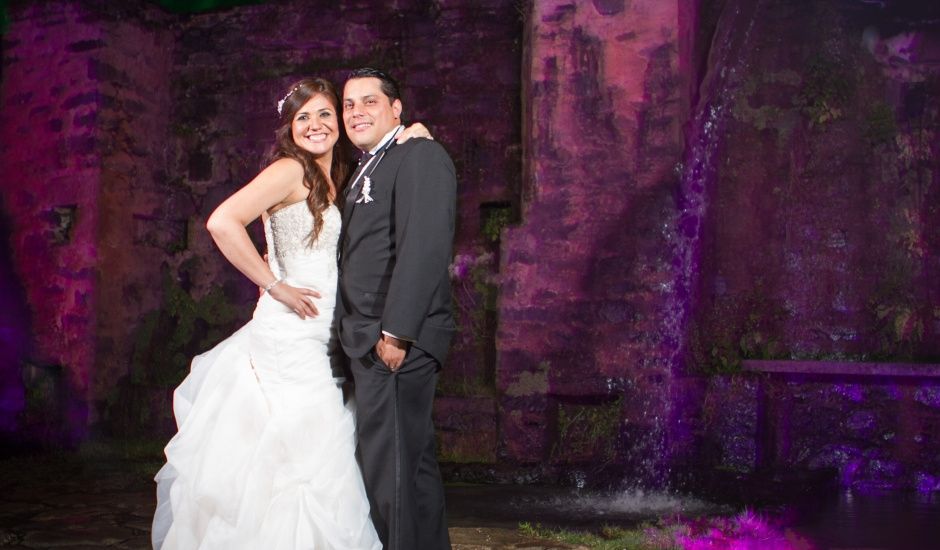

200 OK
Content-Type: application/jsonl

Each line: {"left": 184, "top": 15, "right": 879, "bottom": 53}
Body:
{"left": 347, "top": 67, "right": 401, "bottom": 103}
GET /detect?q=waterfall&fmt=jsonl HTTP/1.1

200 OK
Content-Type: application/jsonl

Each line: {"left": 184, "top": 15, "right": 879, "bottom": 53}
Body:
{"left": 663, "top": 0, "right": 762, "bottom": 478}
{"left": 670, "top": 0, "right": 761, "bottom": 374}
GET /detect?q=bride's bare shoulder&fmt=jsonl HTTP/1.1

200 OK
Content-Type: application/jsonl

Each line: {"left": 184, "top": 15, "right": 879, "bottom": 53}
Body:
{"left": 264, "top": 157, "right": 304, "bottom": 177}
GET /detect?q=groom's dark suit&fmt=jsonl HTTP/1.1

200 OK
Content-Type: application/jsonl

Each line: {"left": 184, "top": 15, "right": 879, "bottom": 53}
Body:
{"left": 336, "top": 135, "right": 456, "bottom": 550}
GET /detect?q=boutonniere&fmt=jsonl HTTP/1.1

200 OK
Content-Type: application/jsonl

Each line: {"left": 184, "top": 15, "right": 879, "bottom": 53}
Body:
{"left": 356, "top": 176, "right": 374, "bottom": 204}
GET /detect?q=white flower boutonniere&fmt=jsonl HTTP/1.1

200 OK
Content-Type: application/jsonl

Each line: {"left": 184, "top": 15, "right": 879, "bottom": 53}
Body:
{"left": 356, "top": 176, "right": 374, "bottom": 204}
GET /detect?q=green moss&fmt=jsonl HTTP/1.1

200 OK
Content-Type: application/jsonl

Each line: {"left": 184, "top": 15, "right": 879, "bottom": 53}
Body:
{"left": 77, "top": 438, "right": 166, "bottom": 461}
{"left": 864, "top": 134, "right": 932, "bottom": 360}
{"left": 0, "top": 0, "right": 8, "bottom": 36}
{"left": 703, "top": 341, "right": 743, "bottom": 375}
{"left": 482, "top": 206, "right": 512, "bottom": 243}
{"left": 104, "top": 267, "right": 244, "bottom": 435}
{"left": 691, "top": 283, "right": 787, "bottom": 375}
{"left": 518, "top": 521, "right": 682, "bottom": 550}
{"left": 733, "top": 103, "right": 782, "bottom": 131}
{"left": 436, "top": 374, "right": 497, "bottom": 398}
{"left": 796, "top": 54, "right": 855, "bottom": 127}
{"left": 163, "top": 270, "right": 238, "bottom": 379}
{"left": 552, "top": 398, "right": 622, "bottom": 464}
{"left": 869, "top": 289, "right": 927, "bottom": 360}
{"left": 865, "top": 102, "right": 897, "bottom": 145}
{"left": 471, "top": 264, "right": 498, "bottom": 314}
{"left": 436, "top": 434, "right": 496, "bottom": 464}
{"left": 732, "top": 72, "right": 802, "bottom": 140}
{"left": 21, "top": 364, "right": 63, "bottom": 433}
{"left": 170, "top": 122, "right": 198, "bottom": 138}
{"left": 152, "top": 0, "right": 263, "bottom": 13}
{"left": 448, "top": 249, "right": 499, "bottom": 395}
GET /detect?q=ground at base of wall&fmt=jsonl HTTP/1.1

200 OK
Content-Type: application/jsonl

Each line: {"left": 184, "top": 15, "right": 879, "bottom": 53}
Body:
{"left": 0, "top": 447, "right": 587, "bottom": 550}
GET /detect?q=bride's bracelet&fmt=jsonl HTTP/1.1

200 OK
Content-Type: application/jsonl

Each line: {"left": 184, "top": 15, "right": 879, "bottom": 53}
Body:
{"left": 263, "top": 278, "right": 282, "bottom": 293}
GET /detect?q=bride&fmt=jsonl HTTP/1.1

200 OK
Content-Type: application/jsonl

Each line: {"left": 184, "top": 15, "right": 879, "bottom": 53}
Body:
{"left": 152, "top": 77, "right": 429, "bottom": 549}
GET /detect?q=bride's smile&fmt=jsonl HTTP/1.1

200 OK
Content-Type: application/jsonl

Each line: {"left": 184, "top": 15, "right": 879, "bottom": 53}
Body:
{"left": 291, "top": 94, "right": 339, "bottom": 157}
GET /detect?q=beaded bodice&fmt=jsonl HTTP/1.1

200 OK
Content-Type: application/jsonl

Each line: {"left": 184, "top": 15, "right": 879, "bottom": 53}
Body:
{"left": 264, "top": 202, "right": 340, "bottom": 280}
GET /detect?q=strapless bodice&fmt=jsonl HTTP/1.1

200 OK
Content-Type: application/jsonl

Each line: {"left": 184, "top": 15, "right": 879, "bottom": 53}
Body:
{"left": 263, "top": 202, "right": 339, "bottom": 287}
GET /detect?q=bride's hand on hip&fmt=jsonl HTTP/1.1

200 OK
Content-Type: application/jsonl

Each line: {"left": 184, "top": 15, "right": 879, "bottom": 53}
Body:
{"left": 268, "top": 283, "right": 321, "bottom": 319}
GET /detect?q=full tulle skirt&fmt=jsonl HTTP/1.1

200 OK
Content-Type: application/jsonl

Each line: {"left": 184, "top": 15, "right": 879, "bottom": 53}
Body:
{"left": 152, "top": 291, "right": 381, "bottom": 550}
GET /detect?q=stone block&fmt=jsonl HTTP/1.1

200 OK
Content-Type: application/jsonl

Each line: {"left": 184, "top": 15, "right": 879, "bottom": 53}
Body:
{"left": 434, "top": 396, "right": 498, "bottom": 463}
{"left": 703, "top": 376, "right": 759, "bottom": 473}
{"left": 132, "top": 215, "right": 188, "bottom": 253}
{"left": 499, "top": 395, "right": 553, "bottom": 463}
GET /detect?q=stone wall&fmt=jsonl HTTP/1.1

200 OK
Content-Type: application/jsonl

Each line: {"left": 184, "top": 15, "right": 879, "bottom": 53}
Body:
{"left": 166, "top": 0, "right": 522, "bottom": 414}
{"left": 701, "top": 365, "right": 940, "bottom": 492}
{"left": 164, "top": 0, "right": 522, "bottom": 453}
{"left": 0, "top": 1, "right": 181, "bottom": 439}
{"left": 1, "top": 2, "right": 109, "bottom": 442}
{"left": 0, "top": 0, "right": 522, "bottom": 442}
{"left": 692, "top": 0, "right": 940, "bottom": 371}
{"left": 683, "top": 0, "right": 940, "bottom": 490}
{"left": 92, "top": 4, "right": 177, "bottom": 432}
{"left": 497, "top": 0, "right": 692, "bottom": 481}
{"left": 0, "top": 196, "right": 29, "bottom": 438}
{"left": 1, "top": 0, "right": 938, "bottom": 490}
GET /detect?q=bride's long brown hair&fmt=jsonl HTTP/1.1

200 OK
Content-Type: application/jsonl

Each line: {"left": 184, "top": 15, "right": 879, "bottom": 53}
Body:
{"left": 264, "top": 77, "right": 349, "bottom": 243}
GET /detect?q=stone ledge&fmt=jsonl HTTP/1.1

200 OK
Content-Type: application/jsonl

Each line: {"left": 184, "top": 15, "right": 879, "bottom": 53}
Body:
{"left": 742, "top": 360, "right": 940, "bottom": 378}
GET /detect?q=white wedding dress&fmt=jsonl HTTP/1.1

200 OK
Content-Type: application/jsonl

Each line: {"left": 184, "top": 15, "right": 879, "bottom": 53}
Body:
{"left": 152, "top": 202, "right": 381, "bottom": 550}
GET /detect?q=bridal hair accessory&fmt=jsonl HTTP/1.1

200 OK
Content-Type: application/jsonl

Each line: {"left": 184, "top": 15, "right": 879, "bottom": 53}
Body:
{"left": 277, "top": 84, "right": 303, "bottom": 116}
{"left": 356, "top": 176, "right": 374, "bottom": 204}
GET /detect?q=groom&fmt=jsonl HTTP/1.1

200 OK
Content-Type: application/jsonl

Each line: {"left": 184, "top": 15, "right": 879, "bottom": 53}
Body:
{"left": 336, "top": 68, "right": 456, "bottom": 550}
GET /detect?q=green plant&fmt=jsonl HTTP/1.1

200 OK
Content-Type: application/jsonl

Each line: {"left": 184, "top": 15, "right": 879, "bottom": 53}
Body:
{"left": 481, "top": 206, "right": 512, "bottom": 243}
{"left": 796, "top": 54, "right": 855, "bottom": 127}
{"left": 435, "top": 373, "right": 497, "bottom": 398}
{"left": 155, "top": 0, "right": 264, "bottom": 13}
{"left": 170, "top": 122, "right": 198, "bottom": 138}
{"left": 518, "top": 521, "right": 680, "bottom": 550}
{"left": 737, "top": 311, "right": 783, "bottom": 360}
{"left": 692, "top": 288, "right": 786, "bottom": 375}
{"left": 705, "top": 342, "right": 743, "bottom": 375}
{"left": 104, "top": 267, "right": 245, "bottom": 435}
{"left": 552, "top": 398, "right": 622, "bottom": 465}
{"left": 129, "top": 268, "right": 240, "bottom": 387}
{"left": 449, "top": 250, "right": 498, "bottom": 378}
{"left": 0, "top": 0, "right": 9, "bottom": 36}
{"left": 864, "top": 102, "right": 897, "bottom": 145}
{"left": 871, "top": 301, "right": 925, "bottom": 359}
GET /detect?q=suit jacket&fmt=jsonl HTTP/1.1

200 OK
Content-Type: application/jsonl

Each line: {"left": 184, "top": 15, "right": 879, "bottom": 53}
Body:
{"left": 335, "top": 137, "right": 457, "bottom": 366}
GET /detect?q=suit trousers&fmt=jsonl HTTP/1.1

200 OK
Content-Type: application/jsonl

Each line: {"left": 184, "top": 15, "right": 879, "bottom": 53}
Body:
{"left": 352, "top": 346, "right": 450, "bottom": 550}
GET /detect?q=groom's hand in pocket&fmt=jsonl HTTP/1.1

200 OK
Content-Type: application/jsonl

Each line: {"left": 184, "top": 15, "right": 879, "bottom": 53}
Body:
{"left": 375, "top": 334, "right": 408, "bottom": 372}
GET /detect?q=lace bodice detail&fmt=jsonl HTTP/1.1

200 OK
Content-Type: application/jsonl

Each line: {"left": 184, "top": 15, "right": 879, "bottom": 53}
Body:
{"left": 264, "top": 202, "right": 340, "bottom": 278}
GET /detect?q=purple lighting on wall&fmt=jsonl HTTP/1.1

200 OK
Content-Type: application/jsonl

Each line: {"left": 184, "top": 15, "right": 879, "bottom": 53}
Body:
{"left": 0, "top": 203, "right": 29, "bottom": 438}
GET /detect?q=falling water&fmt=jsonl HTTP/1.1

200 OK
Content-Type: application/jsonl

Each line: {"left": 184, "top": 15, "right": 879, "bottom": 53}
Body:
{"left": 666, "top": 0, "right": 761, "bottom": 406}
{"left": 660, "top": 0, "right": 763, "bottom": 478}
{"left": 668, "top": 0, "right": 761, "bottom": 371}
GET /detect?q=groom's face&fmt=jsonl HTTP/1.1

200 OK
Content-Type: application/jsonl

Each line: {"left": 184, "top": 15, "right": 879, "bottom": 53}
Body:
{"left": 343, "top": 77, "right": 402, "bottom": 152}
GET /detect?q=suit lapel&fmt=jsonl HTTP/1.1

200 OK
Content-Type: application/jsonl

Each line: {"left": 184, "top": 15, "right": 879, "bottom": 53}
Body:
{"left": 342, "top": 160, "right": 369, "bottom": 232}
{"left": 341, "top": 184, "right": 357, "bottom": 234}
{"left": 341, "top": 139, "right": 401, "bottom": 235}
